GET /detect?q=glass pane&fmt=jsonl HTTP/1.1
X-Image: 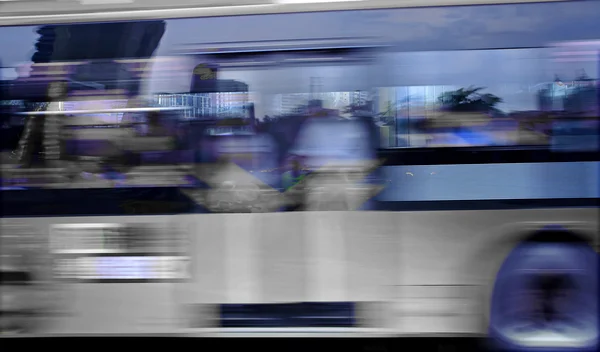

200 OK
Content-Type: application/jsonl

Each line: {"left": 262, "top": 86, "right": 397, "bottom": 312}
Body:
{"left": 376, "top": 48, "right": 567, "bottom": 148}
{"left": 1, "top": 0, "right": 599, "bottom": 194}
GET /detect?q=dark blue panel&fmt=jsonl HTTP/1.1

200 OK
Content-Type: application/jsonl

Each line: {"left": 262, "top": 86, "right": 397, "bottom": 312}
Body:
{"left": 0, "top": 336, "right": 489, "bottom": 350}
{"left": 378, "top": 147, "right": 599, "bottom": 166}
{"left": 1, "top": 187, "right": 195, "bottom": 217}
{"left": 219, "top": 302, "right": 356, "bottom": 328}
{"left": 219, "top": 303, "right": 292, "bottom": 328}
{"left": 291, "top": 302, "right": 356, "bottom": 327}
{"left": 374, "top": 199, "right": 599, "bottom": 212}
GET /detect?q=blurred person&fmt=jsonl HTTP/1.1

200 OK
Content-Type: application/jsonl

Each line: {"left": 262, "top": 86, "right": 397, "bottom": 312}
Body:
{"left": 282, "top": 155, "right": 308, "bottom": 191}
{"left": 282, "top": 155, "right": 308, "bottom": 211}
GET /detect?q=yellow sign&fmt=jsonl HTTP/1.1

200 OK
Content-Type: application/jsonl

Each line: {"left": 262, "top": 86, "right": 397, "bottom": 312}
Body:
{"left": 193, "top": 64, "right": 217, "bottom": 80}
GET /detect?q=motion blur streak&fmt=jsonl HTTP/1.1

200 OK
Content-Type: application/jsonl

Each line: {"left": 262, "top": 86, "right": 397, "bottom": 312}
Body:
{"left": 0, "top": 0, "right": 598, "bottom": 347}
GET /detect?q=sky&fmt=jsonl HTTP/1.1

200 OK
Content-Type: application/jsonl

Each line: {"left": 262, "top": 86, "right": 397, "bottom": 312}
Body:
{"left": 1, "top": 0, "right": 599, "bottom": 115}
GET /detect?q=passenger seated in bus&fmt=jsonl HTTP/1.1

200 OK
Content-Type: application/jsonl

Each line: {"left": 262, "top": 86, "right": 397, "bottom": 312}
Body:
{"left": 282, "top": 156, "right": 307, "bottom": 191}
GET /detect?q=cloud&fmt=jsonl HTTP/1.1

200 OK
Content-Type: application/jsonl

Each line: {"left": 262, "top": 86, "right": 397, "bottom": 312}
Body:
{"left": 153, "top": 0, "right": 600, "bottom": 55}
{"left": 340, "top": 1, "right": 600, "bottom": 48}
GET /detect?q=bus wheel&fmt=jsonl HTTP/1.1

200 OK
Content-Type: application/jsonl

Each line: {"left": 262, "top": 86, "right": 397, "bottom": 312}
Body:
{"left": 488, "top": 232, "right": 598, "bottom": 352}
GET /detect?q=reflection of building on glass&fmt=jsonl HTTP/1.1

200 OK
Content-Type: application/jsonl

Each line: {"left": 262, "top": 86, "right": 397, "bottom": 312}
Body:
{"left": 154, "top": 92, "right": 250, "bottom": 118}
{"left": 274, "top": 91, "right": 370, "bottom": 116}
{"left": 276, "top": 93, "right": 309, "bottom": 115}
{"left": 215, "top": 91, "right": 250, "bottom": 118}
{"left": 155, "top": 62, "right": 251, "bottom": 118}
{"left": 538, "top": 81, "right": 565, "bottom": 112}
{"left": 536, "top": 74, "right": 598, "bottom": 115}
{"left": 351, "top": 90, "right": 369, "bottom": 107}
{"left": 564, "top": 78, "right": 599, "bottom": 115}
{"left": 155, "top": 93, "right": 211, "bottom": 118}
{"left": 155, "top": 81, "right": 250, "bottom": 119}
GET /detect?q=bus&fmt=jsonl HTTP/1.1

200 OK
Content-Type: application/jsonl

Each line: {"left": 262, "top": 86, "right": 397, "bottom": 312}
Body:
{"left": 0, "top": 1, "right": 598, "bottom": 350}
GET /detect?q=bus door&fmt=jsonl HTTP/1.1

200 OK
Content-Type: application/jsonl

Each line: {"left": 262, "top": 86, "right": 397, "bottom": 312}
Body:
{"left": 269, "top": 47, "right": 387, "bottom": 311}
{"left": 273, "top": 48, "right": 382, "bottom": 212}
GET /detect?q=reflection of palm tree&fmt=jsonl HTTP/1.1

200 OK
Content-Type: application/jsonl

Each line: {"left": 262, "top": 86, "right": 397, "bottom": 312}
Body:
{"left": 438, "top": 86, "right": 503, "bottom": 113}
{"left": 342, "top": 100, "right": 373, "bottom": 117}
{"left": 360, "top": 100, "right": 395, "bottom": 125}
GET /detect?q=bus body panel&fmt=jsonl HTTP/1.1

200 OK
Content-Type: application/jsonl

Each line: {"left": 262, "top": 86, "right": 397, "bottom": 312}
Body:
{"left": 1, "top": 208, "right": 597, "bottom": 334}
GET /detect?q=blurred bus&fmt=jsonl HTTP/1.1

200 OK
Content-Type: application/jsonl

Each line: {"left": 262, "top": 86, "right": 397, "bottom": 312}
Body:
{"left": 0, "top": 1, "right": 597, "bottom": 350}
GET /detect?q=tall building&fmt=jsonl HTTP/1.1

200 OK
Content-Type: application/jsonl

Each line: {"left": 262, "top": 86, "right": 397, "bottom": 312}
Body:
{"left": 188, "top": 78, "right": 250, "bottom": 118}
{"left": 564, "top": 84, "right": 599, "bottom": 115}
{"left": 537, "top": 84, "right": 555, "bottom": 112}
{"left": 155, "top": 90, "right": 250, "bottom": 119}
{"left": 155, "top": 93, "right": 214, "bottom": 118}
{"left": 350, "top": 90, "right": 369, "bottom": 107}
{"left": 276, "top": 93, "right": 309, "bottom": 115}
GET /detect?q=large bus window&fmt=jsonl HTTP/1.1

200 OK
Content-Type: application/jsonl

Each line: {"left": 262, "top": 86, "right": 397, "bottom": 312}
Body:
{"left": 375, "top": 47, "right": 599, "bottom": 150}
